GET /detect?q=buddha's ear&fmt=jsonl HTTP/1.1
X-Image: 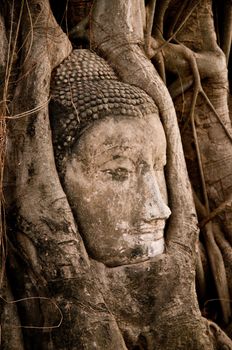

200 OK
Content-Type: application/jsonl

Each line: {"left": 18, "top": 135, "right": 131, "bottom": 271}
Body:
{"left": 161, "top": 109, "right": 199, "bottom": 257}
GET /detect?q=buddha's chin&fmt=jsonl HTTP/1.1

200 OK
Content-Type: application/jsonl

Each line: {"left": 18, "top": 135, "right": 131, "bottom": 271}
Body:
{"left": 90, "top": 232, "right": 165, "bottom": 268}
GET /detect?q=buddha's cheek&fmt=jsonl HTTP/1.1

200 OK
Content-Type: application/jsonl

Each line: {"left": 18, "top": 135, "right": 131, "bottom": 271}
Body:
{"left": 66, "top": 174, "right": 138, "bottom": 259}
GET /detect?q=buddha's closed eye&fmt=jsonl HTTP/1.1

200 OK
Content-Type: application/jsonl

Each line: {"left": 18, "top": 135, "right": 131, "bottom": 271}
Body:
{"left": 102, "top": 167, "right": 130, "bottom": 181}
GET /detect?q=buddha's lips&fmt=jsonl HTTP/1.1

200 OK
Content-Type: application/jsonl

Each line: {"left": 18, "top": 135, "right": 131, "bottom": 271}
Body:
{"left": 115, "top": 221, "right": 166, "bottom": 238}
{"left": 123, "top": 224, "right": 165, "bottom": 241}
{"left": 136, "top": 221, "right": 166, "bottom": 233}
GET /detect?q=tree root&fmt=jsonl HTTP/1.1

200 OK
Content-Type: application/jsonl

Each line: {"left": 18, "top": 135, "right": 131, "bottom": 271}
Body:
{"left": 150, "top": 0, "right": 200, "bottom": 55}
{"left": 168, "top": 74, "right": 193, "bottom": 99}
{"left": 213, "top": 223, "right": 232, "bottom": 296}
{"left": 221, "top": 0, "right": 232, "bottom": 65}
{"left": 214, "top": 223, "right": 232, "bottom": 260}
{"left": 167, "top": 0, "right": 189, "bottom": 38}
{"left": 171, "top": 43, "right": 232, "bottom": 324}
{"left": 200, "top": 193, "right": 232, "bottom": 228}
{"left": 68, "top": 15, "right": 89, "bottom": 43}
{"left": 204, "top": 222, "right": 231, "bottom": 324}
{"left": 194, "top": 191, "right": 231, "bottom": 324}
{"left": 209, "top": 321, "right": 232, "bottom": 349}
{"left": 144, "top": 0, "right": 157, "bottom": 56}
{"left": 196, "top": 244, "right": 207, "bottom": 302}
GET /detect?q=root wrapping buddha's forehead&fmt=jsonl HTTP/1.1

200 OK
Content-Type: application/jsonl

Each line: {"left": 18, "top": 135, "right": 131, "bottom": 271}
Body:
{"left": 49, "top": 49, "right": 158, "bottom": 174}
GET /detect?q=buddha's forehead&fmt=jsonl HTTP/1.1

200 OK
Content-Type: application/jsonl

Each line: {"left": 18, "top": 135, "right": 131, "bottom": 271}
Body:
{"left": 72, "top": 114, "right": 166, "bottom": 163}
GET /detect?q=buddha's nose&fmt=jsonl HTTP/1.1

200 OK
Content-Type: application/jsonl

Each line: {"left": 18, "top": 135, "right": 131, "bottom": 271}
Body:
{"left": 138, "top": 171, "right": 171, "bottom": 222}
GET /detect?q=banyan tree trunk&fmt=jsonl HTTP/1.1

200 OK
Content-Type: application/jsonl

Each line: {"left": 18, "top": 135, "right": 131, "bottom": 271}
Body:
{"left": 171, "top": 0, "right": 232, "bottom": 240}
{"left": 1, "top": 0, "right": 232, "bottom": 349}
{"left": 91, "top": 0, "right": 232, "bottom": 326}
{"left": 2, "top": 1, "right": 127, "bottom": 349}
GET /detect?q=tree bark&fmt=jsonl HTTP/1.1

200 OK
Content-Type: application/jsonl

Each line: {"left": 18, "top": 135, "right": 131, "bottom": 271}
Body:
{"left": 1, "top": 0, "right": 232, "bottom": 349}
{"left": 4, "top": 1, "right": 127, "bottom": 349}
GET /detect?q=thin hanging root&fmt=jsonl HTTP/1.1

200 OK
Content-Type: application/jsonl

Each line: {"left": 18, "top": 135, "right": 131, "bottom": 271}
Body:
{"left": 180, "top": 87, "right": 232, "bottom": 142}
{"left": 187, "top": 51, "right": 209, "bottom": 211}
{"left": 152, "top": 52, "right": 166, "bottom": 83}
{"left": 167, "top": 0, "right": 189, "bottom": 37}
{"left": 151, "top": 1, "right": 200, "bottom": 56}
{"left": 179, "top": 51, "right": 232, "bottom": 321}
{"left": 213, "top": 223, "right": 232, "bottom": 261}
{"left": 144, "top": 0, "right": 157, "bottom": 56}
{"left": 190, "top": 92, "right": 231, "bottom": 323}
{"left": 196, "top": 245, "right": 207, "bottom": 301}
{"left": 0, "top": 203, "right": 6, "bottom": 286}
{"left": 15, "top": 0, "right": 34, "bottom": 68}
{"left": 185, "top": 51, "right": 231, "bottom": 323}
{"left": 68, "top": 15, "right": 89, "bottom": 41}
{"left": 193, "top": 190, "right": 231, "bottom": 323}
{"left": 5, "top": 97, "right": 51, "bottom": 119}
{"left": 200, "top": 90, "right": 232, "bottom": 143}
{"left": 221, "top": 0, "right": 232, "bottom": 65}
{"left": 200, "top": 192, "right": 232, "bottom": 228}
{"left": 145, "top": 0, "right": 166, "bottom": 81}
{"left": 163, "top": 37, "right": 232, "bottom": 142}
{"left": 204, "top": 222, "right": 231, "bottom": 324}
{"left": 0, "top": 108, "right": 7, "bottom": 289}
{"left": 1, "top": 2, "right": 26, "bottom": 288}
{"left": 169, "top": 74, "right": 193, "bottom": 100}
{"left": 193, "top": 190, "right": 206, "bottom": 221}
{"left": 4, "top": 0, "right": 24, "bottom": 99}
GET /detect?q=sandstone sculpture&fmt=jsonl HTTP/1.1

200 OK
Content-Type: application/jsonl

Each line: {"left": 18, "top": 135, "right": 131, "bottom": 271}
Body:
{"left": 50, "top": 50, "right": 171, "bottom": 267}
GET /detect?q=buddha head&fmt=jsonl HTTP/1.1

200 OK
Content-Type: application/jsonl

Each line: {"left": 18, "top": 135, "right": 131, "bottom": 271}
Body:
{"left": 50, "top": 50, "right": 171, "bottom": 267}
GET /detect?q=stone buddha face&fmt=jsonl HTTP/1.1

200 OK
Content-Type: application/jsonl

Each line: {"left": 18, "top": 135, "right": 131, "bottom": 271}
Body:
{"left": 63, "top": 113, "right": 171, "bottom": 267}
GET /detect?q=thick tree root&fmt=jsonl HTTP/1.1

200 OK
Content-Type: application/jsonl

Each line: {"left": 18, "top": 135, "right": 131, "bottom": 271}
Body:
{"left": 209, "top": 321, "right": 232, "bottom": 349}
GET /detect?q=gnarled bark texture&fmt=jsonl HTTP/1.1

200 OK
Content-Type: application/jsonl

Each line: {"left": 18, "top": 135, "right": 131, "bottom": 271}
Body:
{"left": 1, "top": 0, "right": 232, "bottom": 349}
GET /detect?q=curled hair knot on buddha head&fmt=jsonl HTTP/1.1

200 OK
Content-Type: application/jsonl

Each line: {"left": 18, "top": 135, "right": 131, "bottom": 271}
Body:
{"left": 49, "top": 49, "right": 158, "bottom": 177}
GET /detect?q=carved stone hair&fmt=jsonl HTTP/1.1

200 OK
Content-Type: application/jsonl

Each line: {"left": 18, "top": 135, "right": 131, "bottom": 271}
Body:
{"left": 49, "top": 49, "right": 158, "bottom": 175}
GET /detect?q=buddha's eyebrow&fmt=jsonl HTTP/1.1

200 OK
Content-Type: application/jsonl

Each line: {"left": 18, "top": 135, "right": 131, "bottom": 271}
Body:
{"left": 92, "top": 146, "right": 136, "bottom": 167}
{"left": 93, "top": 145, "right": 132, "bottom": 157}
{"left": 97, "top": 155, "right": 136, "bottom": 167}
{"left": 76, "top": 145, "right": 132, "bottom": 164}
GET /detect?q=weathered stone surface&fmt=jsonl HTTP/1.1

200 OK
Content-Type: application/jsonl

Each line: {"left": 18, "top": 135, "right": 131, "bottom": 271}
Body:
{"left": 50, "top": 49, "right": 157, "bottom": 175}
